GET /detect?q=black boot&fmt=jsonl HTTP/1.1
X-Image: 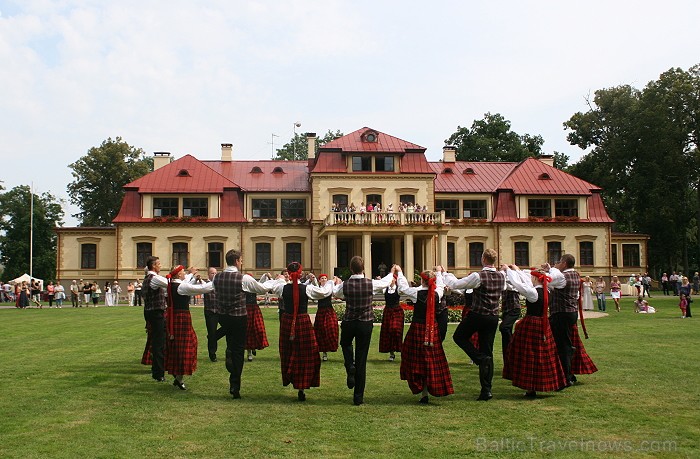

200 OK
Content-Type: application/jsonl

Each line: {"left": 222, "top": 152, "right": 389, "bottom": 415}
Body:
{"left": 477, "top": 357, "right": 493, "bottom": 401}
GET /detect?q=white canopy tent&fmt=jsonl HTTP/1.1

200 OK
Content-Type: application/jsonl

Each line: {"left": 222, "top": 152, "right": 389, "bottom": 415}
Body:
{"left": 10, "top": 273, "right": 43, "bottom": 289}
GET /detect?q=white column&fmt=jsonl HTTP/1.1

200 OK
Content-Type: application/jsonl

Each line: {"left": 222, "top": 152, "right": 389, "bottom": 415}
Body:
{"left": 438, "top": 233, "right": 448, "bottom": 269}
{"left": 405, "top": 232, "right": 414, "bottom": 282}
{"left": 328, "top": 233, "right": 337, "bottom": 276}
{"left": 362, "top": 233, "right": 372, "bottom": 278}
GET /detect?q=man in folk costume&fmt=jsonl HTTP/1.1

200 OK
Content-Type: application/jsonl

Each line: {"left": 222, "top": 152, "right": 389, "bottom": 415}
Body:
{"left": 143, "top": 256, "right": 169, "bottom": 382}
{"left": 212, "top": 249, "right": 284, "bottom": 399}
{"left": 332, "top": 256, "right": 394, "bottom": 405}
{"left": 396, "top": 266, "right": 453, "bottom": 404}
{"left": 379, "top": 275, "right": 404, "bottom": 361}
{"left": 203, "top": 267, "right": 225, "bottom": 362}
{"left": 313, "top": 274, "right": 339, "bottom": 362}
{"left": 445, "top": 248, "right": 506, "bottom": 401}
{"left": 499, "top": 281, "right": 521, "bottom": 362}
{"left": 501, "top": 266, "right": 567, "bottom": 396}
{"left": 544, "top": 253, "right": 581, "bottom": 388}
{"left": 245, "top": 273, "right": 270, "bottom": 362}
{"left": 268, "top": 262, "right": 332, "bottom": 401}
{"left": 164, "top": 265, "right": 213, "bottom": 390}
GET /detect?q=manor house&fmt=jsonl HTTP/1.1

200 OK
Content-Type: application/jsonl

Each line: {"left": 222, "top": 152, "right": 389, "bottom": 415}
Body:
{"left": 55, "top": 127, "right": 648, "bottom": 285}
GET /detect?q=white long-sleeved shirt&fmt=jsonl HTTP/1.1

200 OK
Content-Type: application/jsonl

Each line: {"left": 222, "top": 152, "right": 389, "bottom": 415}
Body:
{"left": 221, "top": 266, "right": 286, "bottom": 294}
{"left": 396, "top": 271, "right": 445, "bottom": 302}
{"left": 443, "top": 267, "right": 507, "bottom": 291}
{"left": 177, "top": 280, "right": 214, "bottom": 296}
{"left": 332, "top": 272, "right": 395, "bottom": 298}
{"left": 268, "top": 278, "right": 333, "bottom": 300}
{"left": 146, "top": 271, "right": 169, "bottom": 290}
{"left": 504, "top": 269, "right": 538, "bottom": 303}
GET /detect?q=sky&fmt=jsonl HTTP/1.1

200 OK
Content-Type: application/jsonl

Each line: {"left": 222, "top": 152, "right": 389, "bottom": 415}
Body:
{"left": 1, "top": 0, "right": 699, "bottom": 226}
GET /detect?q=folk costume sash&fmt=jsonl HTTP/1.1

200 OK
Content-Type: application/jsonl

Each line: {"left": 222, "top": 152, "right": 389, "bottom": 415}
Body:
{"left": 420, "top": 272, "right": 437, "bottom": 347}
{"left": 288, "top": 265, "right": 303, "bottom": 341}
{"left": 165, "top": 265, "right": 184, "bottom": 340}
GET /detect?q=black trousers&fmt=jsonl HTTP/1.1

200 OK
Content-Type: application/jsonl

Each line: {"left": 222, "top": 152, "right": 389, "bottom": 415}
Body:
{"left": 499, "top": 308, "right": 521, "bottom": 361}
{"left": 437, "top": 308, "right": 449, "bottom": 343}
{"left": 204, "top": 309, "right": 225, "bottom": 359}
{"left": 144, "top": 309, "right": 166, "bottom": 379}
{"left": 218, "top": 315, "right": 247, "bottom": 392}
{"left": 453, "top": 311, "right": 499, "bottom": 366}
{"left": 135, "top": 290, "right": 142, "bottom": 306}
{"left": 549, "top": 311, "right": 578, "bottom": 382}
{"left": 662, "top": 282, "right": 669, "bottom": 295}
{"left": 340, "top": 320, "right": 373, "bottom": 400}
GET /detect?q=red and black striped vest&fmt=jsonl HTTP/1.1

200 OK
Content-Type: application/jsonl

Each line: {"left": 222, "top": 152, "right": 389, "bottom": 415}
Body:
{"left": 471, "top": 270, "right": 505, "bottom": 316}
{"left": 343, "top": 277, "right": 374, "bottom": 321}
{"left": 143, "top": 273, "right": 166, "bottom": 311}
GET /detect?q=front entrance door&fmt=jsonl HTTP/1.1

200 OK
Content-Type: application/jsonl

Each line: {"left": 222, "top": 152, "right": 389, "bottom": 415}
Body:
{"left": 370, "top": 238, "right": 393, "bottom": 278}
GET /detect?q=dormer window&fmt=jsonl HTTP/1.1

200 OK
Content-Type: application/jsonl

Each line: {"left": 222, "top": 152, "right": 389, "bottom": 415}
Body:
{"left": 463, "top": 167, "right": 475, "bottom": 175}
{"left": 250, "top": 166, "right": 263, "bottom": 173}
{"left": 442, "top": 167, "right": 453, "bottom": 174}
{"left": 361, "top": 130, "right": 379, "bottom": 143}
{"left": 177, "top": 169, "right": 191, "bottom": 177}
{"left": 272, "top": 166, "right": 284, "bottom": 173}
{"left": 539, "top": 173, "right": 551, "bottom": 180}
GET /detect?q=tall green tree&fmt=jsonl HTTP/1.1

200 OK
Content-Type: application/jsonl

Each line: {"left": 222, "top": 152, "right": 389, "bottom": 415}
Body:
{"left": 67, "top": 137, "right": 152, "bottom": 226}
{"left": 274, "top": 129, "right": 344, "bottom": 160}
{"left": 0, "top": 185, "right": 64, "bottom": 281}
{"left": 445, "top": 113, "right": 569, "bottom": 169}
{"left": 565, "top": 64, "right": 700, "bottom": 274}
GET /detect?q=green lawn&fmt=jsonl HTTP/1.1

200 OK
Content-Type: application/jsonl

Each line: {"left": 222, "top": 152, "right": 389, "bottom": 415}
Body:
{"left": 0, "top": 296, "right": 698, "bottom": 458}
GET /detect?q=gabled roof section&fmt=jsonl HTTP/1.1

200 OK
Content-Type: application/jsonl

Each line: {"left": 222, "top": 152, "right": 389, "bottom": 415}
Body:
{"left": 320, "top": 127, "right": 426, "bottom": 153}
{"left": 204, "top": 160, "right": 310, "bottom": 192}
{"left": 431, "top": 161, "right": 518, "bottom": 193}
{"left": 498, "top": 157, "right": 600, "bottom": 195}
{"left": 125, "top": 154, "right": 239, "bottom": 193}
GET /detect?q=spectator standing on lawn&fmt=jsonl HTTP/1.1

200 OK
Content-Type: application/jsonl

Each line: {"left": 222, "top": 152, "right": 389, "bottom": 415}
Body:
{"left": 661, "top": 273, "right": 670, "bottom": 296}
{"left": 679, "top": 277, "right": 692, "bottom": 318}
{"left": 610, "top": 276, "right": 622, "bottom": 312}
{"left": 595, "top": 276, "right": 606, "bottom": 312}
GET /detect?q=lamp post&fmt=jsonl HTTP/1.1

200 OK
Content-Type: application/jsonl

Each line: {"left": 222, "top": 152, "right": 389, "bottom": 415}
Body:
{"left": 293, "top": 122, "right": 301, "bottom": 159}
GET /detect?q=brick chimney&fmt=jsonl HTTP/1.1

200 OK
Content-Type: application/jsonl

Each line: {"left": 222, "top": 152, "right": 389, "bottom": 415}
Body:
{"left": 306, "top": 133, "right": 317, "bottom": 159}
{"left": 153, "top": 152, "right": 172, "bottom": 170}
{"left": 221, "top": 143, "right": 233, "bottom": 161}
{"left": 539, "top": 154, "right": 554, "bottom": 167}
{"left": 443, "top": 145, "right": 456, "bottom": 163}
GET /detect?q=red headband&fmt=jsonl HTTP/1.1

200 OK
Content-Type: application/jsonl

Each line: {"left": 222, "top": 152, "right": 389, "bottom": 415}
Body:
{"left": 166, "top": 265, "right": 184, "bottom": 279}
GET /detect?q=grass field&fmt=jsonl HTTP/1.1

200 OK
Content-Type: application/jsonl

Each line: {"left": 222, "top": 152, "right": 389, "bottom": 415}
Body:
{"left": 1, "top": 296, "right": 698, "bottom": 458}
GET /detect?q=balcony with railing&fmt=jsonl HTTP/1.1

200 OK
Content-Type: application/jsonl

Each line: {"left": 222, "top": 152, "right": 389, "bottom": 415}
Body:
{"left": 324, "top": 211, "right": 444, "bottom": 227}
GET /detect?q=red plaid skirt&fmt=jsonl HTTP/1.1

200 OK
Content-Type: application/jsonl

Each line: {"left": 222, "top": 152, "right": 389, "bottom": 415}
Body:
{"left": 246, "top": 303, "right": 269, "bottom": 350}
{"left": 141, "top": 321, "right": 152, "bottom": 365}
{"left": 379, "top": 306, "right": 404, "bottom": 353}
{"left": 279, "top": 313, "right": 321, "bottom": 389}
{"left": 503, "top": 316, "right": 567, "bottom": 392}
{"left": 313, "top": 306, "right": 339, "bottom": 352}
{"left": 164, "top": 310, "right": 198, "bottom": 376}
{"left": 400, "top": 322, "right": 454, "bottom": 397}
{"left": 571, "top": 325, "right": 598, "bottom": 375}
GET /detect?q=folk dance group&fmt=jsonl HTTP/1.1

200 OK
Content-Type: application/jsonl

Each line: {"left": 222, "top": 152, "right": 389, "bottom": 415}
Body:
{"left": 140, "top": 248, "right": 596, "bottom": 405}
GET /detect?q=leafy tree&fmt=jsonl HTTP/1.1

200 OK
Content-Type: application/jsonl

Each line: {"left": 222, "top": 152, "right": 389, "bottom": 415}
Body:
{"left": 0, "top": 185, "right": 64, "bottom": 280}
{"left": 445, "top": 113, "right": 568, "bottom": 168}
{"left": 67, "top": 137, "right": 152, "bottom": 226}
{"left": 274, "top": 130, "right": 344, "bottom": 160}
{"left": 565, "top": 64, "right": 700, "bottom": 274}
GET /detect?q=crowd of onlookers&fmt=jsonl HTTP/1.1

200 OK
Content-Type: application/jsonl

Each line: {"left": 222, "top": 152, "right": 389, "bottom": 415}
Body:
{"left": 330, "top": 201, "right": 429, "bottom": 213}
{"left": 1, "top": 279, "right": 147, "bottom": 308}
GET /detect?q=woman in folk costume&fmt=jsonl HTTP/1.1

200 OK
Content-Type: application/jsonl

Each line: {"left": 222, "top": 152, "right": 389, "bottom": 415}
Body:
{"left": 163, "top": 265, "right": 213, "bottom": 390}
{"left": 141, "top": 321, "right": 153, "bottom": 366}
{"left": 268, "top": 262, "right": 332, "bottom": 401}
{"left": 395, "top": 266, "right": 453, "bottom": 404}
{"left": 245, "top": 274, "right": 270, "bottom": 362}
{"left": 313, "top": 274, "right": 339, "bottom": 362}
{"left": 501, "top": 266, "right": 567, "bottom": 397}
{"left": 379, "top": 275, "right": 404, "bottom": 362}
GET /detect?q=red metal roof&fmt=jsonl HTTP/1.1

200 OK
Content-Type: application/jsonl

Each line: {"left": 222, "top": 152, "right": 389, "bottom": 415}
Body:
{"left": 320, "top": 127, "right": 425, "bottom": 153}
{"left": 492, "top": 189, "right": 614, "bottom": 223}
{"left": 498, "top": 157, "right": 600, "bottom": 195}
{"left": 400, "top": 152, "right": 434, "bottom": 174}
{"left": 432, "top": 162, "right": 518, "bottom": 193}
{"left": 112, "top": 190, "right": 142, "bottom": 223}
{"left": 126, "top": 154, "right": 239, "bottom": 193}
{"left": 492, "top": 190, "right": 517, "bottom": 222}
{"left": 205, "top": 160, "right": 310, "bottom": 192}
{"left": 587, "top": 192, "right": 614, "bottom": 223}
